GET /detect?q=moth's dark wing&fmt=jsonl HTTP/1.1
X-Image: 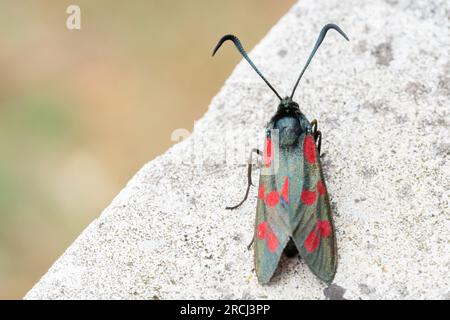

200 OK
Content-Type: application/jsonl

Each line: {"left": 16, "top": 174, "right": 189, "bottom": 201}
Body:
{"left": 292, "top": 133, "right": 337, "bottom": 283}
{"left": 254, "top": 137, "right": 290, "bottom": 284}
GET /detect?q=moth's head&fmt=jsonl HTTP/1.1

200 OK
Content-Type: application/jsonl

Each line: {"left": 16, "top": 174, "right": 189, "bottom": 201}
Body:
{"left": 278, "top": 97, "right": 299, "bottom": 111}
{"left": 272, "top": 97, "right": 301, "bottom": 146}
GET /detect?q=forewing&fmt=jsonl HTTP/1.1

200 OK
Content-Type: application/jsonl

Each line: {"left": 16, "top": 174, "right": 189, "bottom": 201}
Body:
{"left": 254, "top": 134, "right": 290, "bottom": 284}
{"left": 292, "top": 133, "right": 337, "bottom": 283}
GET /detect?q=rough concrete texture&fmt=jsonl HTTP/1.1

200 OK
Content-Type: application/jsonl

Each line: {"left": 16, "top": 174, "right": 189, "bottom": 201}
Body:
{"left": 26, "top": 0, "right": 449, "bottom": 299}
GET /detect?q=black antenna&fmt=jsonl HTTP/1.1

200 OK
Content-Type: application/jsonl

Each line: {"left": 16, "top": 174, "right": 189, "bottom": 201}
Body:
{"left": 290, "top": 24, "right": 349, "bottom": 99}
{"left": 213, "top": 34, "right": 282, "bottom": 101}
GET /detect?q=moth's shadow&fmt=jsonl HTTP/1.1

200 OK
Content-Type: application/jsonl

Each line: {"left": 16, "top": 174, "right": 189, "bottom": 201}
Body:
{"left": 266, "top": 254, "right": 344, "bottom": 300}
{"left": 268, "top": 253, "right": 304, "bottom": 285}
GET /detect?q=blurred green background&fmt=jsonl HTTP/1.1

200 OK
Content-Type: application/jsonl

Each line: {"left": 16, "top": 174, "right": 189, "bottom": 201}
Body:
{"left": 0, "top": 1, "right": 295, "bottom": 299}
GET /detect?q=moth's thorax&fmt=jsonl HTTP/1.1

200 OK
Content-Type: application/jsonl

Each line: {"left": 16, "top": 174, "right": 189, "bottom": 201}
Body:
{"left": 271, "top": 97, "right": 311, "bottom": 146}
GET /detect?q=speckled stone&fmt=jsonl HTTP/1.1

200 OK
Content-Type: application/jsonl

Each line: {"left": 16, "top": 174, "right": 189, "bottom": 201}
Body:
{"left": 26, "top": 0, "right": 449, "bottom": 299}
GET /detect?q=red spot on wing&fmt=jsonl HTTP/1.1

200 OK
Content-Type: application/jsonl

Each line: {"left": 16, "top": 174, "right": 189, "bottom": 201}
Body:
{"left": 318, "top": 220, "right": 332, "bottom": 238}
{"left": 304, "top": 230, "right": 320, "bottom": 253}
{"left": 304, "top": 135, "right": 316, "bottom": 164}
{"left": 301, "top": 189, "right": 317, "bottom": 205}
{"left": 281, "top": 177, "right": 289, "bottom": 203}
{"left": 317, "top": 181, "right": 326, "bottom": 196}
{"left": 265, "top": 191, "right": 280, "bottom": 207}
{"left": 257, "top": 222, "right": 268, "bottom": 240}
{"left": 304, "top": 220, "right": 332, "bottom": 253}
{"left": 258, "top": 185, "right": 265, "bottom": 199}
{"left": 264, "top": 138, "right": 272, "bottom": 167}
{"left": 266, "top": 231, "right": 279, "bottom": 252}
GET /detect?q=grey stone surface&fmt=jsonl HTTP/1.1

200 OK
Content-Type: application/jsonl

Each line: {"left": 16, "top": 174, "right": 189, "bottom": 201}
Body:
{"left": 26, "top": 0, "right": 449, "bottom": 299}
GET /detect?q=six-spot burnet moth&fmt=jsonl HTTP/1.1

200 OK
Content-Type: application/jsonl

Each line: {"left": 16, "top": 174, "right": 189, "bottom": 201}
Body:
{"left": 212, "top": 24, "right": 349, "bottom": 284}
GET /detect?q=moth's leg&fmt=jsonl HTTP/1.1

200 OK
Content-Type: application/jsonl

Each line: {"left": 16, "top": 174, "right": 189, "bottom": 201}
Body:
{"left": 225, "top": 148, "right": 262, "bottom": 210}
{"left": 311, "top": 119, "right": 318, "bottom": 136}
{"left": 311, "top": 119, "right": 322, "bottom": 154}
{"left": 316, "top": 130, "right": 322, "bottom": 154}
{"left": 247, "top": 236, "right": 255, "bottom": 250}
{"left": 248, "top": 148, "right": 262, "bottom": 186}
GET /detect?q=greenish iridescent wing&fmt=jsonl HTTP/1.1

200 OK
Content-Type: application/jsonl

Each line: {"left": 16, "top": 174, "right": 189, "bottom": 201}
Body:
{"left": 291, "top": 132, "right": 337, "bottom": 283}
{"left": 254, "top": 133, "right": 291, "bottom": 284}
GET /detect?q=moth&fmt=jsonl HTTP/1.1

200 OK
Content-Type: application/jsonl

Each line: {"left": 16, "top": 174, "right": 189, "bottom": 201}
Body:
{"left": 213, "top": 24, "right": 349, "bottom": 284}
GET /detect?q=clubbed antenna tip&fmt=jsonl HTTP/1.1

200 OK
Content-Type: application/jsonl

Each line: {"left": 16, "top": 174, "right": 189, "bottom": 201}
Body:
{"left": 212, "top": 34, "right": 282, "bottom": 100}
{"left": 290, "top": 23, "right": 349, "bottom": 99}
